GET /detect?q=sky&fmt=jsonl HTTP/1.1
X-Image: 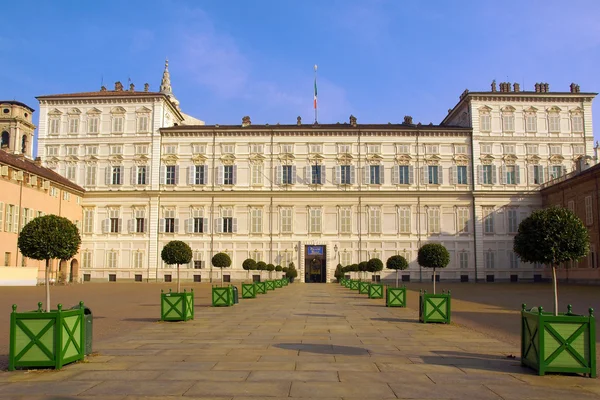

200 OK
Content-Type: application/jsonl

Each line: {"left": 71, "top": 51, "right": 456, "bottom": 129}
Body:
{"left": 2, "top": 0, "right": 600, "bottom": 141}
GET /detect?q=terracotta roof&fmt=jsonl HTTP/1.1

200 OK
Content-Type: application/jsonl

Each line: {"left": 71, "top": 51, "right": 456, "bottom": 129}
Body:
{"left": 0, "top": 151, "right": 84, "bottom": 193}
{"left": 37, "top": 90, "right": 164, "bottom": 99}
{"left": 0, "top": 101, "right": 35, "bottom": 112}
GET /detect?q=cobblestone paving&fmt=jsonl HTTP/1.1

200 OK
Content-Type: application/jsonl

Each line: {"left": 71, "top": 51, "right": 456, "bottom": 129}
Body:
{"left": 0, "top": 283, "right": 599, "bottom": 399}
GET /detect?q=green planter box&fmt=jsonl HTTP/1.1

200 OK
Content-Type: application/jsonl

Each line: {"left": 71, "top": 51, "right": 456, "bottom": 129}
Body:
{"left": 369, "top": 284, "right": 384, "bottom": 299}
{"left": 359, "top": 281, "right": 370, "bottom": 294}
{"left": 386, "top": 286, "right": 407, "bottom": 307}
{"left": 521, "top": 304, "right": 596, "bottom": 377}
{"left": 340, "top": 279, "right": 345, "bottom": 286}
{"left": 419, "top": 290, "right": 451, "bottom": 324}
{"left": 242, "top": 283, "right": 256, "bottom": 299}
{"left": 266, "top": 280, "right": 275, "bottom": 291}
{"left": 212, "top": 286, "right": 234, "bottom": 307}
{"left": 161, "top": 290, "right": 194, "bottom": 321}
{"left": 282, "top": 278, "right": 288, "bottom": 286}
{"left": 274, "top": 279, "right": 283, "bottom": 288}
{"left": 349, "top": 280, "right": 359, "bottom": 290}
{"left": 9, "top": 302, "right": 85, "bottom": 371}
{"left": 255, "top": 282, "right": 267, "bottom": 294}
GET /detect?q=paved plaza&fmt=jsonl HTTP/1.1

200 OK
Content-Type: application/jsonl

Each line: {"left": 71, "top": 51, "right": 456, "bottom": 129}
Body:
{"left": 0, "top": 282, "right": 599, "bottom": 399}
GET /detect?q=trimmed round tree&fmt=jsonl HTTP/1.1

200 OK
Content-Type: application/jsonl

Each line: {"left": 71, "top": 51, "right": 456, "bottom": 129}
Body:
{"left": 417, "top": 243, "right": 450, "bottom": 294}
{"left": 349, "top": 263, "right": 359, "bottom": 280}
{"left": 242, "top": 258, "right": 257, "bottom": 281}
{"left": 275, "top": 265, "right": 283, "bottom": 279}
{"left": 286, "top": 262, "right": 298, "bottom": 282}
{"left": 266, "top": 263, "right": 275, "bottom": 279}
{"left": 161, "top": 240, "right": 193, "bottom": 293}
{"left": 334, "top": 263, "right": 344, "bottom": 282}
{"left": 18, "top": 215, "right": 81, "bottom": 312}
{"left": 367, "top": 258, "right": 384, "bottom": 282}
{"left": 256, "top": 261, "right": 267, "bottom": 280}
{"left": 386, "top": 255, "right": 408, "bottom": 288}
{"left": 212, "top": 252, "right": 232, "bottom": 287}
{"left": 358, "top": 261, "right": 369, "bottom": 281}
{"left": 514, "top": 206, "right": 589, "bottom": 316}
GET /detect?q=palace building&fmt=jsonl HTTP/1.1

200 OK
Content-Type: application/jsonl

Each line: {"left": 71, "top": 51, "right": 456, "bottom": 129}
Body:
{"left": 35, "top": 63, "right": 596, "bottom": 283}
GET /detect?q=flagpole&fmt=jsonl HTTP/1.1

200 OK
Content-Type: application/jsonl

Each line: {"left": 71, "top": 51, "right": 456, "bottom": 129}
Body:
{"left": 314, "top": 64, "right": 318, "bottom": 124}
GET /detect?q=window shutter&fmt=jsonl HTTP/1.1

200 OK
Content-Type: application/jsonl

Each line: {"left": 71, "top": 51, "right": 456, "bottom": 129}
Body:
{"left": 391, "top": 165, "right": 399, "bottom": 184}
{"left": 215, "top": 218, "right": 222, "bottom": 233}
{"left": 118, "top": 218, "right": 122, "bottom": 233}
{"left": 130, "top": 166, "right": 136, "bottom": 185}
{"left": 159, "top": 218, "right": 165, "bottom": 233}
{"left": 515, "top": 165, "right": 521, "bottom": 184}
{"left": 539, "top": 166, "right": 545, "bottom": 184}
{"left": 437, "top": 166, "right": 443, "bottom": 184}
{"left": 186, "top": 218, "right": 192, "bottom": 233}
{"left": 0, "top": 202, "right": 4, "bottom": 232}
{"left": 276, "top": 165, "right": 282, "bottom": 185}
{"left": 409, "top": 166, "right": 414, "bottom": 184}
{"left": 321, "top": 166, "right": 326, "bottom": 185}
{"left": 232, "top": 218, "right": 238, "bottom": 233}
{"left": 105, "top": 167, "right": 111, "bottom": 185}
{"left": 379, "top": 165, "right": 385, "bottom": 184}
{"left": 500, "top": 166, "right": 507, "bottom": 184}
{"left": 188, "top": 166, "right": 195, "bottom": 185}
{"left": 217, "top": 166, "right": 224, "bottom": 185}
{"left": 291, "top": 165, "right": 297, "bottom": 184}
{"left": 102, "top": 219, "right": 109, "bottom": 233}
{"left": 304, "top": 165, "right": 310, "bottom": 184}
{"left": 128, "top": 219, "right": 135, "bottom": 233}
{"left": 562, "top": 166, "right": 567, "bottom": 176}
{"left": 174, "top": 165, "right": 180, "bottom": 185}
{"left": 451, "top": 166, "right": 457, "bottom": 184}
{"left": 118, "top": 166, "right": 124, "bottom": 185}
{"left": 335, "top": 166, "right": 341, "bottom": 184}
{"left": 233, "top": 165, "right": 238, "bottom": 184}
{"left": 528, "top": 165, "right": 534, "bottom": 184}
{"left": 350, "top": 166, "right": 356, "bottom": 184}
{"left": 143, "top": 218, "right": 148, "bottom": 233}
{"left": 422, "top": 166, "right": 429, "bottom": 185}
{"left": 477, "top": 165, "right": 483, "bottom": 184}
{"left": 159, "top": 165, "right": 166, "bottom": 184}
{"left": 492, "top": 165, "right": 497, "bottom": 184}
{"left": 203, "top": 217, "right": 209, "bottom": 232}
{"left": 466, "top": 165, "right": 471, "bottom": 185}
{"left": 174, "top": 218, "right": 179, "bottom": 233}
{"left": 363, "top": 167, "right": 370, "bottom": 185}
{"left": 13, "top": 207, "right": 19, "bottom": 233}
{"left": 145, "top": 165, "right": 150, "bottom": 185}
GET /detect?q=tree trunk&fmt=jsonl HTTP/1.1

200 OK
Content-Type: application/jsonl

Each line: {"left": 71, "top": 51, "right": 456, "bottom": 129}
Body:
{"left": 177, "top": 263, "right": 180, "bottom": 293}
{"left": 221, "top": 267, "right": 223, "bottom": 287}
{"left": 396, "top": 269, "right": 399, "bottom": 288}
{"left": 433, "top": 267, "right": 436, "bottom": 294}
{"left": 552, "top": 264, "right": 558, "bottom": 316}
{"left": 45, "top": 259, "right": 50, "bottom": 312}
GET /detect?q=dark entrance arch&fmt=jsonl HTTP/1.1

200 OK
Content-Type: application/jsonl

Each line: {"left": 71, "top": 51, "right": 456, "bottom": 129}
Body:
{"left": 70, "top": 259, "right": 79, "bottom": 283}
{"left": 1, "top": 131, "right": 9, "bottom": 149}
{"left": 305, "top": 245, "right": 327, "bottom": 283}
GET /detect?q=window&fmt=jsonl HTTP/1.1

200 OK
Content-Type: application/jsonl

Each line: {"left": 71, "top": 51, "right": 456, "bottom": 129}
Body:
{"left": 107, "top": 251, "right": 118, "bottom": 268}
{"left": 111, "top": 166, "right": 123, "bottom": 185}
{"left": 311, "top": 165, "right": 323, "bottom": 185}
{"left": 526, "top": 144, "right": 538, "bottom": 155}
{"left": 165, "top": 165, "right": 177, "bottom": 185}
{"left": 137, "top": 115, "right": 149, "bottom": 133}
{"left": 223, "top": 165, "right": 235, "bottom": 185}
{"left": 585, "top": 196, "right": 593, "bottom": 225}
{"left": 309, "top": 208, "right": 322, "bottom": 233}
{"left": 509, "top": 251, "right": 519, "bottom": 269}
{"left": 191, "top": 165, "right": 206, "bottom": 185}
{"left": 504, "top": 145, "right": 516, "bottom": 155}
{"left": 133, "top": 251, "right": 144, "bottom": 269}
{"left": 280, "top": 208, "right": 292, "bottom": 233}
{"left": 63, "top": 191, "right": 71, "bottom": 201}
{"left": 135, "top": 144, "right": 148, "bottom": 155}
{"left": 572, "top": 115, "right": 583, "bottom": 132}
{"left": 483, "top": 207, "right": 494, "bottom": 234}
{"left": 340, "top": 208, "right": 352, "bottom": 234}
{"left": 369, "top": 165, "right": 382, "bottom": 185}
{"left": 550, "top": 165, "right": 564, "bottom": 179}
{"left": 398, "top": 207, "right": 410, "bottom": 233}
{"left": 532, "top": 165, "right": 544, "bottom": 185}
{"left": 251, "top": 164, "right": 263, "bottom": 185}
{"left": 548, "top": 114, "right": 560, "bottom": 132}
{"left": 427, "top": 165, "right": 440, "bottom": 185}
{"left": 502, "top": 114, "right": 515, "bottom": 132}
{"left": 484, "top": 251, "right": 495, "bottom": 269}
{"left": 193, "top": 251, "right": 204, "bottom": 269}
{"left": 250, "top": 251, "right": 263, "bottom": 263}
{"left": 0, "top": 202, "right": 4, "bottom": 232}
{"left": 282, "top": 165, "right": 295, "bottom": 185}
{"left": 163, "top": 209, "right": 177, "bottom": 233}
{"left": 112, "top": 117, "right": 124, "bottom": 133}
{"left": 369, "top": 208, "right": 381, "bottom": 233}
{"left": 164, "top": 145, "right": 177, "bottom": 155}
{"left": 526, "top": 115, "right": 537, "bottom": 132}
{"left": 251, "top": 144, "right": 263, "bottom": 154}
{"left": 107, "top": 209, "right": 120, "bottom": 233}
{"left": 82, "top": 251, "right": 92, "bottom": 269}
{"left": 367, "top": 144, "right": 380, "bottom": 154}
{"left": 135, "top": 165, "right": 148, "bottom": 185}
{"left": 192, "top": 144, "right": 206, "bottom": 154}
{"left": 568, "top": 200, "right": 575, "bottom": 212}
{"left": 340, "top": 165, "right": 352, "bottom": 185}
{"left": 221, "top": 208, "right": 234, "bottom": 233}
{"left": 86, "top": 146, "right": 98, "bottom": 155}
{"left": 46, "top": 146, "right": 59, "bottom": 156}
{"left": 338, "top": 144, "right": 351, "bottom": 154}
{"left": 457, "top": 207, "right": 469, "bottom": 233}
{"left": 21, "top": 208, "right": 30, "bottom": 229}
{"left": 281, "top": 144, "right": 293, "bottom": 154}
{"left": 425, "top": 145, "right": 439, "bottom": 154}
{"left": 398, "top": 166, "right": 410, "bottom": 184}
{"left": 507, "top": 209, "right": 518, "bottom": 233}
{"left": 482, "top": 165, "right": 495, "bottom": 185}
{"left": 427, "top": 207, "right": 440, "bottom": 234}
{"left": 480, "top": 114, "right": 491, "bottom": 131}
{"left": 68, "top": 118, "right": 79, "bottom": 134}
{"left": 458, "top": 252, "right": 468, "bottom": 269}
{"left": 456, "top": 166, "right": 468, "bottom": 185}
{"left": 480, "top": 144, "right": 492, "bottom": 154}
{"left": 66, "top": 146, "right": 78, "bottom": 156}
{"left": 550, "top": 145, "right": 562, "bottom": 155}
{"left": 573, "top": 145, "right": 585, "bottom": 157}
{"left": 88, "top": 117, "right": 99, "bottom": 134}
{"left": 85, "top": 164, "right": 97, "bottom": 186}
{"left": 340, "top": 252, "right": 351, "bottom": 266}
{"left": 189, "top": 209, "right": 205, "bottom": 234}
{"left": 505, "top": 165, "right": 516, "bottom": 185}
{"left": 222, "top": 144, "right": 234, "bottom": 154}
{"left": 49, "top": 118, "right": 60, "bottom": 135}
{"left": 397, "top": 144, "right": 410, "bottom": 154}
{"left": 455, "top": 145, "right": 467, "bottom": 155}
{"left": 66, "top": 164, "right": 77, "bottom": 181}
{"left": 4, "top": 252, "right": 10, "bottom": 266}
{"left": 250, "top": 208, "right": 262, "bottom": 234}
{"left": 135, "top": 209, "right": 146, "bottom": 233}
{"left": 192, "top": 215, "right": 205, "bottom": 233}
{"left": 110, "top": 145, "right": 122, "bottom": 155}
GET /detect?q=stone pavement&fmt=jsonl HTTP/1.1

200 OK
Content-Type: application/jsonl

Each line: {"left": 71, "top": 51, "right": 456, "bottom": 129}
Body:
{"left": 0, "top": 283, "right": 599, "bottom": 399}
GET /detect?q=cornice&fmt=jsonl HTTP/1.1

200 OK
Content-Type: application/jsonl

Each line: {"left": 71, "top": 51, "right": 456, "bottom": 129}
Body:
{"left": 39, "top": 97, "right": 163, "bottom": 106}
{"left": 160, "top": 130, "right": 472, "bottom": 138}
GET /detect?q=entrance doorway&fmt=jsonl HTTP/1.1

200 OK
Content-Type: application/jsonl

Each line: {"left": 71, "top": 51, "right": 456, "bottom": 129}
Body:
{"left": 305, "top": 245, "right": 326, "bottom": 283}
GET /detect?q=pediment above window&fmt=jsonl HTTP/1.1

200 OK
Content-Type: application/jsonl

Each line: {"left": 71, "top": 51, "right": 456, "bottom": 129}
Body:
{"left": 569, "top": 107, "right": 583, "bottom": 115}
{"left": 161, "top": 154, "right": 179, "bottom": 165}
{"left": 278, "top": 153, "right": 295, "bottom": 162}
{"left": 84, "top": 155, "right": 98, "bottom": 164}
{"left": 86, "top": 107, "right": 102, "bottom": 115}
{"left": 65, "top": 155, "right": 79, "bottom": 162}
{"left": 249, "top": 153, "right": 266, "bottom": 164}
{"left": 501, "top": 105, "right": 516, "bottom": 113}
{"left": 365, "top": 154, "right": 383, "bottom": 164}
{"left": 67, "top": 108, "right": 81, "bottom": 115}
{"left": 478, "top": 105, "right": 492, "bottom": 113}
{"left": 526, "top": 155, "right": 541, "bottom": 164}
{"left": 423, "top": 154, "right": 441, "bottom": 165}
{"left": 395, "top": 154, "right": 412, "bottom": 165}
{"left": 220, "top": 154, "right": 236, "bottom": 165}
{"left": 108, "top": 155, "right": 124, "bottom": 164}
{"left": 548, "top": 154, "right": 564, "bottom": 164}
{"left": 453, "top": 154, "right": 469, "bottom": 166}
{"left": 48, "top": 108, "right": 63, "bottom": 116}
{"left": 480, "top": 154, "right": 495, "bottom": 165}
{"left": 136, "top": 106, "right": 152, "bottom": 114}
{"left": 524, "top": 106, "right": 538, "bottom": 113}
{"left": 134, "top": 154, "right": 149, "bottom": 163}
{"left": 547, "top": 106, "right": 562, "bottom": 113}
{"left": 47, "top": 156, "right": 60, "bottom": 164}
{"left": 502, "top": 154, "right": 518, "bottom": 165}
{"left": 110, "top": 106, "right": 126, "bottom": 114}
{"left": 308, "top": 154, "right": 325, "bottom": 163}
{"left": 192, "top": 154, "right": 208, "bottom": 164}
{"left": 337, "top": 154, "right": 354, "bottom": 164}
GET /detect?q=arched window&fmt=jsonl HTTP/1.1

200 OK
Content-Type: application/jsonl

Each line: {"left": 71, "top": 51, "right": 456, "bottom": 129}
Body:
{"left": 21, "top": 135, "right": 27, "bottom": 154}
{"left": 1, "top": 131, "right": 9, "bottom": 148}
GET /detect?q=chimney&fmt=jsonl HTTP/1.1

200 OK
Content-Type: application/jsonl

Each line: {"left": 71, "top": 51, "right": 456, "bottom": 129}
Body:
{"left": 491, "top": 80, "right": 497, "bottom": 92}
{"left": 534, "top": 83, "right": 540, "bottom": 93}
{"left": 115, "top": 81, "right": 123, "bottom": 91}
{"left": 100, "top": 85, "right": 107, "bottom": 92}
{"left": 403, "top": 115, "right": 413, "bottom": 125}
{"left": 513, "top": 83, "right": 520, "bottom": 92}
{"left": 242, "top": 115, "right": 251, "bottom": 127}
{"left": 349, "top": 115, "right": 357, "bottom": 127}
{"left": 129, "top": 83, "right": 135, "bottom": 92}
{"left": 34, "top": 157, "right": 42, "bottom": 166}
{"left": 144, "top": 83, "right": 149, "bottom": 92}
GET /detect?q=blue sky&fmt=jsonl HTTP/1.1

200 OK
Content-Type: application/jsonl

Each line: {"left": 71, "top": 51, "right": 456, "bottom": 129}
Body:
{"left": 2, "top": 0, "right": 599, "bottom": 138}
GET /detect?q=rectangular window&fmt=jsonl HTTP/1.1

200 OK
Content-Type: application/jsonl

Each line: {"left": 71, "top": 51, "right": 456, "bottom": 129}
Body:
{"left": 340, "top": 165, "right": 352, "bottom": 185}
{"left": 66, "top": 146, "right": 78, "bottom": 156}
{"left": 251, "top": 208, "right": 262, "bottom": 234}
{"left": 457, "top": 166, "right": 468, "bottom": 185}
{"left": 573, "top": 145, "right": 585, "bottom": 156}
{"left": 551, "top": 165, "right": 563, "bottom": 179}
{"left": 85, "top": 165, "right": 96, "bottom": 186}
{"left": 281, "top": 144, "right": 293, "bottom": 154}
{"left": 527, "top": 144, "right": 538, "bottom": 155}
{"left": 282, "top": 165, "right": 294, "bottom": 185}
{"left": 459, "top": 252, "right": 468, "bottom": 269}
{"left": 369, "top": 208, "right": 381, "bottom": 233}
{"left": 340, "top": 252, "right": 351, "bottom": 266}
{"left": 398, "top": 166, "right": 410, "bottom": 184}
{"left": 509, "top": 251, "right": 519, "bottom": 269}
{"left": 549, "top": 115, "right": 560, "bottom": 132}
{"left": 340, "top": 208, "right": 351, "bottom": 234}
{"left": 164, "top": 209, "right": 176, "bottom": 233}
{"left": 367, "top": 144, "right": 381, "bottom": 154}
{"left": 193, "top": 165, "right": 206, "bottom": 185}
{"left": 370, "top": 165, "right": 381, "bottom": 184}
{"left": 251, "top": 144, "right": 263, "bottom": 154}
{"left": 483, "top": 207, "right": 494, "bottom": 234}
{"left": 83, "top": 209, "right": 94, "bottom": 234}
{"left": 46, "top": 146, "right": 59, "bottom": 156}
{"left": 505, "top": 165, "right": 516, "bottom": 185}
{"left": 533, "top": 165, "right": 543, "bottom": 185}
{"left": 550, "top": 145, "right": 562, "bottom": 155}
{"left": 480, "top": 144, "right": 492, "bottom": 154}
{"left": 112, "top": 117, "right": 124, "bottom": 133}
{"left": 222, "top": 144, "right": 234, "bottom": 154}
{"left": 222, "top": 217, "right": 233, "bottom": 233}
{"left": 504, "top": 145, "right": 516, "bottom": 155}
{"left": 137, "top": 116, "right": 149, "bottom": 132}
{"left": 572, "top": 115, "right": 583, "bottom": 132}
{"left": 193, "top": 217, "right": 204, "bottom": 233}
{"left": 109, "top": 209, "right": 120, "bottom": 233}
{"left": 482, "top": 165, "right": 494, "bottom": 184}
{"left": 338, "top": 144, "right": 351, "bottom": 154}
{"left": 166, "top": 165, "right": 177, "bottom": 185}
{"left": 251, "top": 164, "right": 263, "bottom": 185}
{"left": 68, "top": 118, "right": 79, "bottom": 134}
{"left": 399, "top": 207, "right": 410, "bottom": 233}
{"left": 49, "top": 118, "right": 60, "bottom": 135}
{"left": 309, "top": 208, "right": 322, "bottom": 233}
{"left": 82, "top": 251, "right": 92, "bottom": 269}
{"left": 425, "top": 144, "right": 439, "bottom": 154}
{"left": 454, "top": 145, "right": 467, "bottom": 155}
{"left": 110, "top": 145, "right": 122, "bottom": 155}
{"left": 192, "top": 144, "right": 206, "bottom": 154}
{"left": 480, "top": 114, "right": 491, "bottom": 131}
{"left": 88, "top": 117, "right": 99, "bottom": 134}
{"left": 585, "top": 196, "right": 593, "bottom": 225}
{"left": 280, "top": 208, "right": 292, "bottom": 233}
{"left": 136, "top": 166, "right": 147, "bottom": 185}
{"left": 86, "top": 145, "right": 98, "bottom": 155}
{"left": 507, "top": 209, "right": 518, "bottom": 233}
{"left": 66, "top": 164, "right": 76, "bottom": 181}
{"left": 428, "top": 207, "right": 440, "bottom": 234}
{"left": 223, "top": 165, "right": 234, "bottom": 185}
{"left": 4, "top": 252, "right": 10, "bottom": 266}
{"left": 164, "top": 145, "right": 177, "bottom": 154}
{"left": 568, "top": 200, "right": 575, "bottom": 212}
{"left": 111, "top": 166, "right": 122, "bottom": 185}
{"left": 503, "top": 115, "right": 515, "bottom": 132}
{"left": 457, "top": 207, "right": 469, "bottom": 233}
{"left": 133, "top": 251, "right": 144, "bottom": 269}
{"left": 135, "top": 144, "right": 148, "bottom": 155}
{"left": 107, "top": 251, "right": 118, "bottom": 268}
{"left": 485, "top": 251, "right": 495, "bottom": 269}
{"left": 428, "top": 165, "right": 439, "bottom": 184}
{"left": 311, "top": 165, "right": 323, "bottom": 185}
{"left": 526, "top": 115, "right": 537, "bottom": 132}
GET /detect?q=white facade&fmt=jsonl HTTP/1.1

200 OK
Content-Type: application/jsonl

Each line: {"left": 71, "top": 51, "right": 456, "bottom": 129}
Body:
{"left": 36, "top": 74, "right": 596, "bottom": 283}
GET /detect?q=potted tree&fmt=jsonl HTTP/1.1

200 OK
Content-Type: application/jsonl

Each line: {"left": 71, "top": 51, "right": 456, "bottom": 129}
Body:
{"left": 282, "top": 266, "right": 289, "bottom": 285}
{"left": 12, "top": 215, "right": 84, "bottom": 370}
{"left": 286, "top": 262, "right": 298, "bottom": 283}
{"left": 350, "top": 263, "right": 362, "bottom": 290}
{"left": 242, "top": 258, "right": 256, "bottom": 281}
{"left": 241, "top": 258, "right": 257, "bottom": 299}
{"left": 514, "top": 206, "right": 595, "bottom": 377}
{"left": 255, "top": 261, "right": 267, "bottom": 294}
{"left": 417, "top": 243, "right": 451, "bottom": 323}
{"left": 160, "top": 241, "right": 194, "bottom": 321}
{"left": 211, "top": 252, "right": 233, "bottom": 306}
{"left": 367, "top": 258, "right": 384, "bottom": 299}
{"left": 334, "top": 263, "right": 344, "bottom": 283}
{"left": 386, "top": 255, "right": 408, "bottom": 307}
{"left": 358, "top": 261, "right": 369, "bottom": 281}
{"left": 266, "top": 263, "right": 276, "bottom": 290}
{"left": 275, "top": 265, "right": 284, "bottom": 287}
